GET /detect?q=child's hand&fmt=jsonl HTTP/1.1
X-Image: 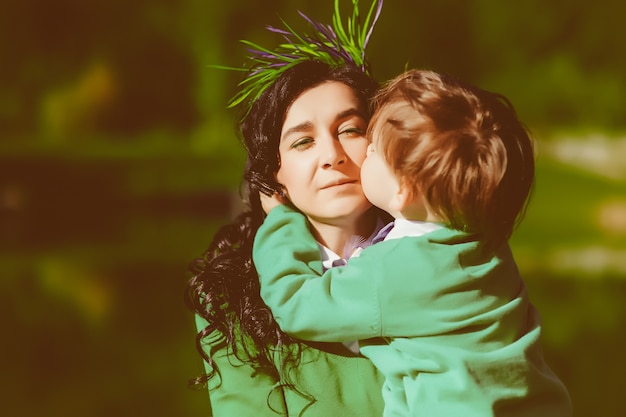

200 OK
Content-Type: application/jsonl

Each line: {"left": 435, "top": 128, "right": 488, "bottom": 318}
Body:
{"left": 260, "top": 192, "right": 286, "bottom": 214}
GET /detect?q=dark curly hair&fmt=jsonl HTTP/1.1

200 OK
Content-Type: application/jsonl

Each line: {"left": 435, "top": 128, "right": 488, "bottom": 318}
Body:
{"left": 186, "top": 60, "right": 379, "bottom": 390}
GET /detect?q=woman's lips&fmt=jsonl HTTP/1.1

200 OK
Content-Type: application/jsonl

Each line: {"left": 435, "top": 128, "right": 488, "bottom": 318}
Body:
{"left": 321, "top": 180, "right": 358, "bottom": 190}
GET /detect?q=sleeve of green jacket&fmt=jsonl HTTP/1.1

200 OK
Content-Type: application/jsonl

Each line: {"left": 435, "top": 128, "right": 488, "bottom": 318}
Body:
{"left": 194, "top": 315, "right": 287, "bottom": 416}
{"left": 254, "top": 205, "right": 525, "bottom": 343}
{"left": 253, "top": 205, "right": 383, "bottom": 342}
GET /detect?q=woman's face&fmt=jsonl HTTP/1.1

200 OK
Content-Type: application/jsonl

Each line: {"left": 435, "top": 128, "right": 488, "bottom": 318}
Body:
{"left": 276, "top": 81, "right": 371, "bottom": 225}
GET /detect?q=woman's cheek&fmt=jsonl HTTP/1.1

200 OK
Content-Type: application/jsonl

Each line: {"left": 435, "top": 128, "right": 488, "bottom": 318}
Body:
{"left": 345, "top": 139, "right": 369, "bottom": 166}
{"left": 276, "top": 155, "right": 312, "bottom": 194}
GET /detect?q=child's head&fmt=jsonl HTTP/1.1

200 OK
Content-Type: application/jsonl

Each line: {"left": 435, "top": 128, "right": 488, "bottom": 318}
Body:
{"left": 366, "top": 69, "right": 534, "bottom": 248}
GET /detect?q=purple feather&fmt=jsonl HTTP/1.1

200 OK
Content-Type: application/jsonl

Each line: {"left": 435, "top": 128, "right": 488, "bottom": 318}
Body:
{"left": 363, "top": 0, "right": 384, "bottom": 52}
{"left": 298, "top": 10, "right": 337, "bottom": 41}
{"left": 246, "top": 48, "right": 278, "bottom": 59}
{"left": 266, "top": 25, "right": 291, "bottom": 36}
{"left": 227, "top": 0, "right": 385, "bottom": 111}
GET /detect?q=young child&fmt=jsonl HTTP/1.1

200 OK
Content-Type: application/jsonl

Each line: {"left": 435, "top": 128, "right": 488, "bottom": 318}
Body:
{"left": 253, "top": 69, "right": 572, "bottom": 416}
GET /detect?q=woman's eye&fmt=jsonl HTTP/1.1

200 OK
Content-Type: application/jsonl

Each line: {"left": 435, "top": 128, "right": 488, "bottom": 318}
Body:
{"left": 339, "top": 127, "right": 364, "bottom": 137}
{"left": 290, "top": 137, "right": 314, "bottom": 150}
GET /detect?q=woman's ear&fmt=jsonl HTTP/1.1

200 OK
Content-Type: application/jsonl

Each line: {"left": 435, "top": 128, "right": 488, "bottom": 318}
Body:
{"left": 277, "top": 184, "right": 289, "bottom": 200}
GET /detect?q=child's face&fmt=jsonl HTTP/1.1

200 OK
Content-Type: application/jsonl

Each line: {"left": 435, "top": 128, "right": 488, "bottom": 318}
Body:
{"left": 360, "top": 140, "right": 401, "bottom": 216}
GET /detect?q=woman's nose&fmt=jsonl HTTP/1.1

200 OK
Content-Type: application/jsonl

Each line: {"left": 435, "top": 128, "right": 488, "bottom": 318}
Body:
{"left": 320, "top": 138, "right": 346, "bottom": 168}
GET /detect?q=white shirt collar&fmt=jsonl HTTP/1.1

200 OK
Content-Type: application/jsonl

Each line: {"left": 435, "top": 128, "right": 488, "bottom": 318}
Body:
{"left": 318, "top": 243, "right": 345, "bottom": 271}
{"left": 384, "top": 218, "right": 443, "bottom": 241}
{"left": 318, "top": 216, "right": 387, "bottom": 271}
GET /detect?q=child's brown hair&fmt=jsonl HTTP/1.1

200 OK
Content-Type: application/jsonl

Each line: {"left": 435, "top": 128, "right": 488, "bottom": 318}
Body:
{"left": 368, "top": 69, "right": 534, "bottom": 249}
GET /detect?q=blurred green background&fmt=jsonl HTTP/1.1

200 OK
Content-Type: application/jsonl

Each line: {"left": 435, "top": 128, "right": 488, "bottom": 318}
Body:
{"left": 1, "top": 0, "right": 624, "bottom": 416}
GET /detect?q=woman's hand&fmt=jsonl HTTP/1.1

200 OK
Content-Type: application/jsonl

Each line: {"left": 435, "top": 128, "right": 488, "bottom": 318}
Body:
{"left": 260, "top": 192, "right": 287, "bottom": 214}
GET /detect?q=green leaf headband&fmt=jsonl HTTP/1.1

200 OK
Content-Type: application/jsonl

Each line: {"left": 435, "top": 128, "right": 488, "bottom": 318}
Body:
{"left": 216, "top": 0, "right": 384, "bottom": 112}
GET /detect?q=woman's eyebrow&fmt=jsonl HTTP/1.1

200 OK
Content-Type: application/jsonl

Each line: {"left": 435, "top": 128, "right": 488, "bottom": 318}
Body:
{"left": 281, "top": 121, "right": 313, "bottom": 141}
{"left": 336, "top": 108, "right": 365, "bottom": 121}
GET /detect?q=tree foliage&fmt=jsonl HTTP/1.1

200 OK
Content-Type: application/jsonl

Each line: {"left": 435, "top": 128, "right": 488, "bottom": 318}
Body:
{"left": 1, "top": 0, "right": 624, "bottom": 143}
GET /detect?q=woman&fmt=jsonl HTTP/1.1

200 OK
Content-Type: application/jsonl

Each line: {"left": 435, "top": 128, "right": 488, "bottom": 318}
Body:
{"left": 186, "top": 2, "right": 387, "bottom": 415}
{"left": 186, "top": 59, "right": 389, "bottom": 417}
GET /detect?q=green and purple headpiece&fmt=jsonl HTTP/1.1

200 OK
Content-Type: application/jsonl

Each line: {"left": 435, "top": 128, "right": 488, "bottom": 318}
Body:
{"left": 217, "top": 0, "right": 384, "bottom": 112}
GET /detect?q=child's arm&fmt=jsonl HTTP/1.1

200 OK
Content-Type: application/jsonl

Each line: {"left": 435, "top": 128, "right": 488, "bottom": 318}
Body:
{"left": 253, "top": 205, "right": 382, "bottom": 342}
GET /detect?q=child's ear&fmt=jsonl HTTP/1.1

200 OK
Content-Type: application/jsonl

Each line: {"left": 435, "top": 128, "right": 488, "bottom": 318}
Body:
{"left": 389, "top": 179, "right": 414, "bottom": 212}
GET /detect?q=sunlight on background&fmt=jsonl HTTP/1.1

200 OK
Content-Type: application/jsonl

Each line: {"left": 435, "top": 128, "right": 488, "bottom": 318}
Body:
{"left": 1, "top": 1, "right": 624, "bottom": 416}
